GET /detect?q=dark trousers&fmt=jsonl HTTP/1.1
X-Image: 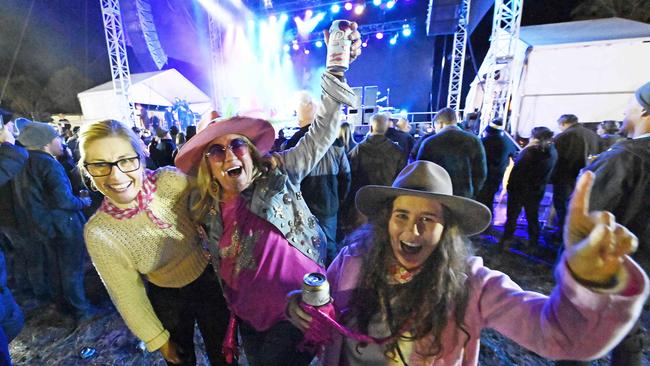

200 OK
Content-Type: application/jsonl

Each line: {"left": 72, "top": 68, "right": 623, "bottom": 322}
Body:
{"left": 11, "top": 236, "right": 50, "bottom": 301}
{"left": 503, "top": 189, "right": 544, "bottom": 245}
{"left": 239, "top": 320, "right": 314, "bottom": 366}
{"left": 0, "top": 228, "right": 30, "bottom": 294}
{"left": 148, "top": 266, "right": 231, "bottom": 366}
{"left": 552, "top": 182, "right": 575, "bottom": 236}
{"left": 476, "top": 176, "right": 503, "bottom": 214}
{"left": 317, "top": 215, "right": 338, "bottom": 265}
{"left": 42, "top": 233, "right": 91, "bottom": 317}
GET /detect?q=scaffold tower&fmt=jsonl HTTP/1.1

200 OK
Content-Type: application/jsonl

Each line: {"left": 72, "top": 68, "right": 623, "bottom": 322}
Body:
{"left": 446, "top": 0, "right": 471, "bottom": 112}
{"left": 208, "top": 14, "right": 225, "bottom": 112}
{"left": 479, "top": 0, "right": 523, "bottom": 130}
{"left": 100, "top": 0, "right": 136, "bottom": 126}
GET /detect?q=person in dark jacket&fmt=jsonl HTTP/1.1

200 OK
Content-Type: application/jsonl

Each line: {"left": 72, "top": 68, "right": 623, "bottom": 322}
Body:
{"left": 417, "top": 107, "right": 487, "bottom": 199}
{"left": 559, "top": 82, "right": 650, "bottom": 366}
{"left": 385, "top": 120, "right": 414, "bottom": 160}
{"left": 150, "top": 128, "right": 176, "bottom": 167}
{"left": 476, "top": 117, "right": 519, "bottom": 214}
{"left": 596, "top": 120, "right": 625, "bottom": 153}
{"left": 550, "top": 114, "right": 600, "bottom": 238}
{"left": 282, "top": 91, "right": 351, "bottom": 264}
{"left": 12, "top": 122, "right": 95, "bottom": 320}
{"left": 343, "top": 113, "right": 406, "bottom": 236}
{"left": 501, "top": 127, "right": 557, "bottom": 248}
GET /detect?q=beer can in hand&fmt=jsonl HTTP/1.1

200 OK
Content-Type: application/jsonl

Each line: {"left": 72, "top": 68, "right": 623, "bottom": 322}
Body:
{"left": 326, "top": 20, "right": 352, "bottom": 73}
{"left": 301, "top": 272, "right": 330, "bottom": 307}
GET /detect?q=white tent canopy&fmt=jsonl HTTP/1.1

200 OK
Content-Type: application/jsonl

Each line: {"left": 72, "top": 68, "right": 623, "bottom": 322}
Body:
{"left": 465, "top": 18, "right": 650, "bottom": 137}
{"left": 77, "top": 69, "right": 211, "bottom": 122}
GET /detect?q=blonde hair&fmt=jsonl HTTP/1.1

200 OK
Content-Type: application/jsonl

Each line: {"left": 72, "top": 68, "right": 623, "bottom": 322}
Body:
{"left": 190, "top": 135, "right": 265, "bottom": 221}
{"left": 77, "top": 120, "right": 144, "bottom": 173}
{"left": 339, "top": 122, "right": 354, "bottom": 151}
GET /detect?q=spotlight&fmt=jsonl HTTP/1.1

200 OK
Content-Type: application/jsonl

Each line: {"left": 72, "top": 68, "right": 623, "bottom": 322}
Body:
{"left": 315, "top": 40, "right": 323, "bottom": 48}
{"left": 354, "top": 4, "right": 364, "bottom": 15}
{"left": 362, "top": 41, "right": 368, "bottom": 47}
{"left": 389, "top": 34, "right": 398, "bottom": 45}
{"left": 279, "top": 13, "right": 289, "bottom": 22}
{"left": 305, "top": 9, "right": 313, "bottom": 18}
{"left": 386, "top": 0, "right": 395, "bottom": 9}
{"left": 268, "top": 15, "right": 277, "bottom": 22}
{"left": 304, "top": 49, "right": 310, "bottom": 54}
{"left": 373, "top": 0, "right": 381, "bottom": 5}
{"left": 292, "top": 43, "right": 300, "bottom": 50}
{"left": 344, "top": 2, "right": 353, "bottom": 11}
{"left": 375, "top": 32, "right": 384, "bottom": 39}
{"left": 283, "top": 44, "right": 290, "bottom": 52}
{"left": 402, "top": 24, "right": 412, "bottom": 37}
{"left": 331, "top": 4, "right": 340, "bottom": 13}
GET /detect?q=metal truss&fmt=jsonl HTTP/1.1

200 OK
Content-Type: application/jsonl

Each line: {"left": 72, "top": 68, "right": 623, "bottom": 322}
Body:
{"left": 208, "top": 13, "right": 225, "bottom": 112}
{"left": 479, "top": 0, "right": 523, "bottom": 131}
{"left": 100, "top": 0, "right": 136, "bottom": 126}
{"left": 446, "top": 0, "right": 471, "bottom": 112}
{"left": 285, "top": 19, "right": 417, "bottom": 44}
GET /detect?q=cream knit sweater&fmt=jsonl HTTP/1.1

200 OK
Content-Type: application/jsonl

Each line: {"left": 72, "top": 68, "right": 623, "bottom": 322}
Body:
{"left": 84, "top": 167, "right": 209, "bottom": 351}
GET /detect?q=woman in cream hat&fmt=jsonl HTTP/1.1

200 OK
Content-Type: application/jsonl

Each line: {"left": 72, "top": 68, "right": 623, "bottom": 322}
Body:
{"left": 289, "top": 160, "right": 648, "bottom": 366}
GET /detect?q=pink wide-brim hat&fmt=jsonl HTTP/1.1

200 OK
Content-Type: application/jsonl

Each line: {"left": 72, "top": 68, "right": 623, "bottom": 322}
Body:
{"left": 174, "top": 116, "right": 276, "bottom": 175}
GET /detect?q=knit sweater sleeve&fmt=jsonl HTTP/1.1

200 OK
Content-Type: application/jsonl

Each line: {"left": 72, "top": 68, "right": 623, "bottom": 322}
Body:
{"left": 84, "top": 221, "right": 170, "bottom": 351}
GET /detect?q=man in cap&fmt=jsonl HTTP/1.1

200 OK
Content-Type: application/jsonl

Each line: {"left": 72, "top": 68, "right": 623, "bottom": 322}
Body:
{"left": 11, "top": 122, "right": 95, "bottom": 321}
{"left": 577, "top": 81, "right": 650, "bottom": 366}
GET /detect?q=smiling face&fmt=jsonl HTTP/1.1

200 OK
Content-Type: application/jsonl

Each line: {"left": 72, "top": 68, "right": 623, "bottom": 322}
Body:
{"left": 84, "top": 136, "right": 143, "bottom": 207}
{"left": 388, "top": 195, "right": 445, "bottom": 270}
{"left": 206, "top": 133, "right": 255, "bottom": 201}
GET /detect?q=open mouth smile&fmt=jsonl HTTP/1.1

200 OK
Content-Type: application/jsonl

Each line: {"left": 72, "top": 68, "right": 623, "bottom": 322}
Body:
{"left": 400, "top": 240, "right": 422, "bottom": 255}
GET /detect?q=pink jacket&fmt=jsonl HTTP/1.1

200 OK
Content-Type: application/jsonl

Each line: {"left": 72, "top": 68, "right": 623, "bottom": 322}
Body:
{"left": 321, "top": 244, "right": 649, "bottom": 365}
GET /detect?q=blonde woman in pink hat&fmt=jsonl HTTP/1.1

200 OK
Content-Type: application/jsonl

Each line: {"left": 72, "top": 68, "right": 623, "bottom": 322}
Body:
{"left": 174, "top": 22, "right": 361, "bottom": 365}
{"left": 288, "top": 161, "right": 648, "bottom": 365}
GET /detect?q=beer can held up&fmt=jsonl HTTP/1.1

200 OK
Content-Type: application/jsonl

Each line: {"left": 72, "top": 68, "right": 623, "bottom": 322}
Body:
{"left": 301, "top": 272, "right": 331, "bottom": 307}
{"left": 326, "top": 20, "right": 352, "bottom": 73}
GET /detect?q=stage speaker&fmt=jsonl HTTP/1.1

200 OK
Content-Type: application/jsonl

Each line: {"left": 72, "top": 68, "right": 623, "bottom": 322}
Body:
{"left": 347, "top": 108, "right": 363, "bottom": 125}
{"left": 351, "top": 87, "right": 363, "bottom": 108}
{"left": 427, "top": 0, "right": 494, "bottom": 36}
{"left": 363, "top": 86, "right": 378, "bottom": 107}
{"left": 363, "top": 106, "right": 378, "bottom": 125}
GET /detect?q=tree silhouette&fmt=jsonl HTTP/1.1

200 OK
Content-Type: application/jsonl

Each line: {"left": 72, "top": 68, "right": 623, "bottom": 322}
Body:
{"left": 571, "top": 0, "right": 650, "bottom": 23}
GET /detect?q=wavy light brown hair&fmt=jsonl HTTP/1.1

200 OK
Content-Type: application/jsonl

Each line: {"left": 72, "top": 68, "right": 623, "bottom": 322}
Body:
{"left": 343, "top": 201, "right": 472, "bottom": 360}
{"left": 189, "top": 135, "right": 265, "bottom": 221}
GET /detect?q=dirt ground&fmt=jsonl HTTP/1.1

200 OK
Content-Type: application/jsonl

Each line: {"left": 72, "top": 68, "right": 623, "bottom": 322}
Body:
{"left": 8, "top": 228, "right": 649, "bottom": 366}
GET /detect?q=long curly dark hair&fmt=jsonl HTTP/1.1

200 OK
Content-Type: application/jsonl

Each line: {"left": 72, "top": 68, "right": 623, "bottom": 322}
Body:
{"left": 343, "top": 202, "right": 472, "bottom": 360}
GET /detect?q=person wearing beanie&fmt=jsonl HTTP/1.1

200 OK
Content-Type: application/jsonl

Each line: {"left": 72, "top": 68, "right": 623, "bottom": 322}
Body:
{"left": 476, "top": 117, "right": 519, "bottom": 215}
{"left": 580, "top": 81, "right": 650, "bottom": 366}
{"left": 11, "top": 122, "right": 96, "bottom": 321}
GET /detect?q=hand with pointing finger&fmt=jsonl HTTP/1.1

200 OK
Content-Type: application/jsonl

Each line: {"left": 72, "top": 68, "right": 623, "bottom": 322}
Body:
{"left": 564, "top": 171, "right": 638, "bottom": 286}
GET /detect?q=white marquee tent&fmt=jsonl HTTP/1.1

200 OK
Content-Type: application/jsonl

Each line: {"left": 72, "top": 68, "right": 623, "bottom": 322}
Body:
{"left": 77, "top": 68, "right": 211, "bottom": 122}
{"left": 465, "top": 18, "right": 650, "bottom": 137}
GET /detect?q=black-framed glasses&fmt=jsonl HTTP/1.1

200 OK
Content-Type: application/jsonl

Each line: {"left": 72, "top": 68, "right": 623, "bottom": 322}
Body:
{"left": 84, "top": 156, "right": 141, "bottom": 177}
{"left": 205, "top": 138, "right": 248, "bottom": 162}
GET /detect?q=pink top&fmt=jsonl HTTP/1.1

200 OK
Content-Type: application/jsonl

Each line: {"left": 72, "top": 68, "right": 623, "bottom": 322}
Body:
{"left": 218, "top": 197, "right": 324, "bottom": 331}
{"left": 322, "top": 244, "right": 649, "bottom": 366}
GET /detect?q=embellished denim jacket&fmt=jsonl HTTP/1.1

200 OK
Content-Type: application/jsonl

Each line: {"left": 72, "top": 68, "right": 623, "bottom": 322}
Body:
{"left": 197, "top": 72, "right": 357, "bottom": 267}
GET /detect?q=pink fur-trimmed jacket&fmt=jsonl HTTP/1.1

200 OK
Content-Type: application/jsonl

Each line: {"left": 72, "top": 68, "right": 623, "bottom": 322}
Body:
{"left": 321, "top": 244, "right": 649, "bottom": 366}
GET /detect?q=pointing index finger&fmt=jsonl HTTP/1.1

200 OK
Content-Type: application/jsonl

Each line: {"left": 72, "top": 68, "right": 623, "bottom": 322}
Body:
{"left": 569, "top": 171, "right": 595, "bottom": 218}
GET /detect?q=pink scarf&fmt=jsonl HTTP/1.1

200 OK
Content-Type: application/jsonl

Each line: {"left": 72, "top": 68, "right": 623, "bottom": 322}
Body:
{"left": 99, "top": 169, "right": 171, "bottom": 229}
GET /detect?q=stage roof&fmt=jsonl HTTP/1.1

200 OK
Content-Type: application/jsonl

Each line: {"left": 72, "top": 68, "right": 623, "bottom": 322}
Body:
{"left": 520, "top": 17, "right": 650, "bottom": 46}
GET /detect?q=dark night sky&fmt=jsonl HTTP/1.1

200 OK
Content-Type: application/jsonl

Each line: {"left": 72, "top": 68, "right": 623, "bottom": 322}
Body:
{"left": 0, "top": 0, "right": 583, "bottom": 113}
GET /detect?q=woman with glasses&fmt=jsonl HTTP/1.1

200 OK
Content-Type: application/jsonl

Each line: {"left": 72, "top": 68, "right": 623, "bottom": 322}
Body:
{"left": 173, "top": 22, "right": 361, "bottom": 366}
{"left": 78, "top": 120, "right": 231, "bottom": 366}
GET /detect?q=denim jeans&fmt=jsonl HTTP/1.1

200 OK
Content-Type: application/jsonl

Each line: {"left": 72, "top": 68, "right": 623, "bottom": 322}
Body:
{"left": 148, "top": 266, "right": 232, "bottom": 366}
{"left": 239, "top": 320, "right": 314, "bottom": 366}
{"left": 10, "top": 235, "right": 50, "bottom": 301}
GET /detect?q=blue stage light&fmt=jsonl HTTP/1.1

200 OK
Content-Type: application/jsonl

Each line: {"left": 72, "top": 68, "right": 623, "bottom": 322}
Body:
{"left": 315, "top": 40, "right": 323, "bottom": 48}
{"left": 389, "top": 34, "right": 398, "bottom": 45}
{"left": 402, "top": 25, "right": 412, "bottom": 37}
{"left": 331, "top": 4, "right": 340, "bottom": 13}
{"left": 386, "top": 0, "right": 395, "bottom": 9}
{"left": 373, "top": 0, "right": 381, "bottom": 5}
{"left": 279, "top": 13, "right": 289, "bottom": 22}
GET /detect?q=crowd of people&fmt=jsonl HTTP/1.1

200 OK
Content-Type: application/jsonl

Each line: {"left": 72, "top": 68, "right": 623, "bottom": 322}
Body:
{"left": 0, "top": 20, "right": 648, "bottom": 366}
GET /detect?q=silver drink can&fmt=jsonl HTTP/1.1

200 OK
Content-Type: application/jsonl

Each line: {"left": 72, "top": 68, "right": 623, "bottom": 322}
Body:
{"left": 301, "top": 272, "right": 330, "bottom": 307}
{"left": 326, "top": 20, "right": 352, "bottom": 73}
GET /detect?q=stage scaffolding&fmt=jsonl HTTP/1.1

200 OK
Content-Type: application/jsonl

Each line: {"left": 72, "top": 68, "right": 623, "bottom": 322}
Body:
{"left": 446, "top": 0, "right": 471, "bottom": 112}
